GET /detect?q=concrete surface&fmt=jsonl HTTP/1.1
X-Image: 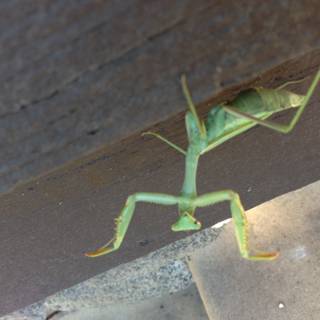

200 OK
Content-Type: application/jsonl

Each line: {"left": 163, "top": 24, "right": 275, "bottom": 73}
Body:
{"left": 188, "top": 180, "right": 320, "bottom": 320}
{"left": 1, "top": 228, "right": 217, "bottom": 319}
{"left": 3, "top": 181, "right": 320, "bottom": 319}
{"left": 50, "top": 284, "right": 209, "bottom": 320}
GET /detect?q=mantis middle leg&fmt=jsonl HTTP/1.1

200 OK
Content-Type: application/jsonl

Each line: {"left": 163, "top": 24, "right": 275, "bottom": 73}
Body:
{"left": 193, "top": 190, "right": 279, "bottom": 260}
{"left": 142, "top": 131, "right": 186, "bottom": 155}
{"left": 85, "top": 192, "right": 180, "bottom": 257}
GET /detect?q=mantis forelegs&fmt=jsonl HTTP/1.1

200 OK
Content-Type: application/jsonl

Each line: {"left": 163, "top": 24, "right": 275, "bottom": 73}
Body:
{"left": 193, "top": 190, "right": 279, "bottom": 261}
{"left": 223, "top": 68, "right": 320, "bottom": 134}
{"left": 86, "top": 190, "right": 279, "bottom": 260}
{"left": 85, "top": 192, "right": 180, "bottom": 257}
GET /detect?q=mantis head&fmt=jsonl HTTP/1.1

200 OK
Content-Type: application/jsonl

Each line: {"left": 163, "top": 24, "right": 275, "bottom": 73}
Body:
{"left": 171, "top": 212, "right": 202, "bottom": 231}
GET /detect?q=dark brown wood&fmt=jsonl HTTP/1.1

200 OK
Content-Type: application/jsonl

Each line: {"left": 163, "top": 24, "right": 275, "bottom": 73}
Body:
{"left": 1, "top": 0, "right": 320, "bottom": 315}
{"left": 0, "top": 0, "right": 320, "bottom": 192}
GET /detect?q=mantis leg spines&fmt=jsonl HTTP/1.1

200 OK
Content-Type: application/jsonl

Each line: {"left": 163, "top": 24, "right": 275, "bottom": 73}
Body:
{"left": 85, "top": 192, "right": 180, "bottom": 257}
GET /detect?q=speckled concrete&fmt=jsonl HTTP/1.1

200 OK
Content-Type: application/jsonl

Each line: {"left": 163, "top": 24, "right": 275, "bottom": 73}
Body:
{"left": 4, "top": 181, "right": 320, "bottom": 319}
{"left": 1, "top": 228, "right": 218, "bottom": 319}
{"left": 189, "top": 180, "right": 320, "bottom": 320}
{"left": 50, "top": 284, "right": 209, "bottom": 320}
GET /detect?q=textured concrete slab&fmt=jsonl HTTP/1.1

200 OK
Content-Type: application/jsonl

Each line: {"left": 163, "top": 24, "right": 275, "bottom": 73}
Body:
{"left": 50, "top": 284, "right": 209, "bottom": 320}
{"left": 188, "top": 180, "right": 320, "bottom": 320}
{"left": 1, "top": 228, "right": 217, "bottom": 319}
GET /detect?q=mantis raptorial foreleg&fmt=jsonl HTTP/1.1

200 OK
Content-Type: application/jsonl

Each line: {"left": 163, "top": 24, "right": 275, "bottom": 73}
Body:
{"left": 181, "top": 75, "right": 206, "bottom": 138}
{"left": 86, "top": 189, "right": 277, "bottom": 260}
{"left": 223, "top": 69, "right": 320, "bottom": 133}
{"left": 193, "top": 190, "right": 279, "bottom": 260}
{"left": 85, "top": 192, "right": 180, "bottom": 257}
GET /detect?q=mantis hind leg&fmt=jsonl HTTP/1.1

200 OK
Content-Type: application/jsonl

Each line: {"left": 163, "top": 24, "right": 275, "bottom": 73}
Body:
{"left": 85, "top": 192, "right": 180, "bottom": 257}
{"left": 193, "top": 190, "right": 279, "bottom": 260}
{"left": 223, "top": 68, "right": 320, "bottom": 134}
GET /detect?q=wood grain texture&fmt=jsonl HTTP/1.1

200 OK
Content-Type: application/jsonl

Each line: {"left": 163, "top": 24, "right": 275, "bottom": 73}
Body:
{"left": 1, "top": 52, "right": 320, "bottom": 315}
{"left": 1, "top": 0, "right": 320, "bottom": 315}
{"left": 0, "top": 0, "right": 320, "bottom": 192}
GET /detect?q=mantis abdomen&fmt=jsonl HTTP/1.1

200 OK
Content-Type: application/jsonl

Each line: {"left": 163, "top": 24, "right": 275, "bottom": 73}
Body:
{"left": 205, "top": 88, "right": 305, "bottom": 143}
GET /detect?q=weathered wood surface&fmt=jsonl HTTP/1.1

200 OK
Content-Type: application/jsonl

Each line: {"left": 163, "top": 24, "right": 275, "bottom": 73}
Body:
{"left": 1, "top": 0, "right": 320, "bottom": 316}
{"left": 0, "top": 0, "right": 320, "bottom": 192}
{"left": 1, "top": 54, "right": 320, "bottom": 315}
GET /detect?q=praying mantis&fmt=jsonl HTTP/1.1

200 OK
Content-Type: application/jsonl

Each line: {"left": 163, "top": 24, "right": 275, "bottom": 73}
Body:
{"left": 86, "top": 68, "right": 320, "bottom": 261}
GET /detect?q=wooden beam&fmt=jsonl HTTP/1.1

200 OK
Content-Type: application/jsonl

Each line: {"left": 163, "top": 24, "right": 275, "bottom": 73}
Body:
{"left": 1, "top": 0, "right": 320, "bottom": 315}
{"left": 1, "top": 0, "right": 320, "bottom": 192}
{"left": 1, "top": 52, "right": 320, "bottom": 315}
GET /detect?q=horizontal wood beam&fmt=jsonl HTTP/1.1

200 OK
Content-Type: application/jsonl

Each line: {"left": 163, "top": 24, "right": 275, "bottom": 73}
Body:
{"left": 1, "top": 0, "right": 320, "bottom": 192}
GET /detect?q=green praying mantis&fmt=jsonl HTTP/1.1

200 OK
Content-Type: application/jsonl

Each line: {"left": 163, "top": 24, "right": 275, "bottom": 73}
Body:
{"left": 86, "top": 68, "right": 320, "bottom": 261}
